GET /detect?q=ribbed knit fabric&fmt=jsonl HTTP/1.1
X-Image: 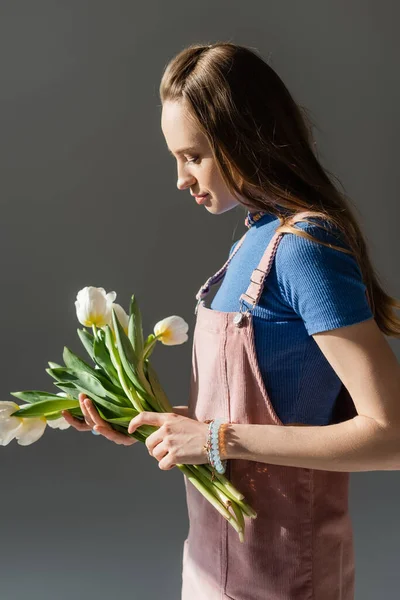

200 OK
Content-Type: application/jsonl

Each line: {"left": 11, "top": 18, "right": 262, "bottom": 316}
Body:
{"left": 210, "top": 212, "right": 374, "bottom": 425}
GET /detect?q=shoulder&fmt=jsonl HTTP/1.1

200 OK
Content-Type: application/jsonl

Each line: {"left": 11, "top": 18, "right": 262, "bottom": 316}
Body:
{"left": 277, "top": 215, "right": 349, "bottom": 254}
{"left": 275, "top": 216, "right": 357, "bottom": 275}
{"left": 273, "top": 217, "right": 373, "bottom": 335}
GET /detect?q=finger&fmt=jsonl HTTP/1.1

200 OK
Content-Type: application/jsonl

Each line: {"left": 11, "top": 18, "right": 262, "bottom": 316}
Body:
{"left": 62, "top": 411, "right": 92, "bottom": 431}
{"left": 145, "top": 430, "right": 164, "bottom": 456}
{"left": 79, "top": 397, "right": 95, "bottom": 428}
{"left": 128, "top": 411, "right": 171, "bottom": 434}
{"left": 83, "top": 399, "right": 112, "bottom": 430}
{"left": 94, "top": 426, "right": 138, "bottom": 445}
{"left": 158, "top": 453, "right": 175, "bottom": 470}
{"left": 152, "top": 441, "right": 169, "bottom": 461}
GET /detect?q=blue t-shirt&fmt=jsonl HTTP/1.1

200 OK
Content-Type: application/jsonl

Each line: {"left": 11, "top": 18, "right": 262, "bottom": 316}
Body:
{"left": 210, "top": 212, "right": 373, "bottom": 425}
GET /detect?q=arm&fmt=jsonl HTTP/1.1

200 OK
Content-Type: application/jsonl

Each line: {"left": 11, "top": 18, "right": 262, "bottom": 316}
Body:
{"left": 223, "top": 317, "right": 400, "bottom": 472}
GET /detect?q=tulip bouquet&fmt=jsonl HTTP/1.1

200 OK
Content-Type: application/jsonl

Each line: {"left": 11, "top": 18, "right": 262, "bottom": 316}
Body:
{"left": 1, "top": 286, "right": 257, "bottom": 541}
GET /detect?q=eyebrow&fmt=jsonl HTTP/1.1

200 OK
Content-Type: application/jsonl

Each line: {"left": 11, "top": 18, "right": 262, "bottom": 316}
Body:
{"left": 168, "top": 145, "right": 199, "bottom": 156}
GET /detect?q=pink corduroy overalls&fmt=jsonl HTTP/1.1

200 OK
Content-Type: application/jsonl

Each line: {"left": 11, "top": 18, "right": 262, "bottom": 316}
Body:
{"left": 181, "top": 211, "right": 365, "bottom": 600}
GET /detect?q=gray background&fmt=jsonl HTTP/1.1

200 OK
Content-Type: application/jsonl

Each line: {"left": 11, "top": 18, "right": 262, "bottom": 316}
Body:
{"left": 1, "top": 1, "right": 399, "bottom": 599}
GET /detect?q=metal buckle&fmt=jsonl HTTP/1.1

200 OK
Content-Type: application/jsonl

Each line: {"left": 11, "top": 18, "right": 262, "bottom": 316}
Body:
{"left": 250, "top": 267, "right": 266, "bottom": 286}
{"left": 239, "top": 296, "right": 256, "bottom": 313}
{"left": 233, "top": 312, "right": 245, "bottom": 327}
{"left": 234, "top": 298, "right": 255, "bottom": 327}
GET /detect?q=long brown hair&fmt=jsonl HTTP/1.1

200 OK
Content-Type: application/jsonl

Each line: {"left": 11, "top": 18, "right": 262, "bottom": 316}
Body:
{"left": 159, "top": 42, "right": 400, "bottom": 337}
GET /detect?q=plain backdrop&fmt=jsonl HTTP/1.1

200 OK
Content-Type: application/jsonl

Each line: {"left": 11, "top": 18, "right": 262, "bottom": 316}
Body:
{"left": 1, "top": 1, "right": 399, "bottom": 599}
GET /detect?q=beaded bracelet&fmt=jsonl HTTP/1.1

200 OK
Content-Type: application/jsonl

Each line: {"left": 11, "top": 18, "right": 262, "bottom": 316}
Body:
{"left": 204, "top": 418, "right": 228, "bottom": 476}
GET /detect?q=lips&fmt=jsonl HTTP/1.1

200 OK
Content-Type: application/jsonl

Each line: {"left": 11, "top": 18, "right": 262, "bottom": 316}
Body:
{"left": 194, "top": 193, "right": 209, "bottom": 205}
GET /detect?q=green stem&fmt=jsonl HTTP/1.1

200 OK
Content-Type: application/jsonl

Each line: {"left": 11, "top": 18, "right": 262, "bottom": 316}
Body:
{"left": 142, "top": 334, "right": 163, "bottom": 362}
{"left": 229, "top": 500, "right": 245, "bottom": 543}
{"left": 193, "top": 464, "right": 257, "bottom": 519}
{"left": 185, "top": 465, "right": 245, "bottom": 536}
{"left": 111, "top": 419, "right": 251, "bottom": 539}
{"left": 178, "top": 465, "right": 243, "bottom": 536}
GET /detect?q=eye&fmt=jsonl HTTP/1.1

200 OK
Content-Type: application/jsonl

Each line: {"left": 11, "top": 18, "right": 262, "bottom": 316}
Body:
{"left": 186, "top": 157, "right": 200, "bottom": 164}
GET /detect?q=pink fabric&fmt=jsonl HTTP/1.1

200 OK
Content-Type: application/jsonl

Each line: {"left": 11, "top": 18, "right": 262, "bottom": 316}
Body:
{"left": 181, "top": 211, "right": 358, "bottom": 599}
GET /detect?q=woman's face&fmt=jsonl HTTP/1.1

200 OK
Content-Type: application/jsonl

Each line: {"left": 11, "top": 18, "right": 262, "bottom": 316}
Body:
{"left": 161, "top": 99, "right": 241, "bottom": 215}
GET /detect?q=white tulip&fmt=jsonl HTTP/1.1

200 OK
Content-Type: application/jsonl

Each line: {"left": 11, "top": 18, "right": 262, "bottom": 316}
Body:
{"left": 153, "top": 316, "right": 189, "bottom": 346}
{"left": 0, "top": 401, "right": 46, "bottom": 446}
{"left": 110, "top": 303, "right": 129, "bottom": 336}
{"left": 75, "top": 286, "right": 117, "bottom": 328}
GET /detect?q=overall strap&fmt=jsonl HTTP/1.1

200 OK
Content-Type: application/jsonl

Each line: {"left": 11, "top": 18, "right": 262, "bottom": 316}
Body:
{"left": 195, "top": 230, "right": 248, "bottom": 306}
{"left": 240, "top": 210, "right": 318, "bottom": 310}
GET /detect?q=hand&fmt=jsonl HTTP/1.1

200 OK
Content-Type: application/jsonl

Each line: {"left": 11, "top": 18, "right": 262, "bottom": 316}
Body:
{"left": 61, "top": 393, "right": 138, "bottom": 446}
{"left": 127, "top": 411, "right": 209, "bottom": 470}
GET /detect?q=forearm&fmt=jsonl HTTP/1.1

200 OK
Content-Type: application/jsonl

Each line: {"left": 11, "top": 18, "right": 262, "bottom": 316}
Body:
{"left": 223, "top": 415, "right": 400, "bottom": 472}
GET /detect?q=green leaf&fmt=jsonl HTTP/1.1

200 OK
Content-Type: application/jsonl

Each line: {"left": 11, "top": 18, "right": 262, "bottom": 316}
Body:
{"left": 101, "top": 326, "right": 153, "bottom": 413}
{"left": 93, "top": 335, "right": 122, "bottom": 389}
{"left": 54, "top": 383, "right": 139, "bottom": 419}
{"left": 52, "top": 383, "right": 81, "bottom": 400}
{"left": 63, "top": 346, "right": 98, "bottom": 377}
{"left": 103, "top": 326, "right": 145, "bottom": 412}
{"left": 47, "top": 367, "right": 128, "bottom": 407}
{"left": 45, "top": 412, "right": 66, "bottom": 420}
{"left": 104, "top": 414, "right": 137, "bottom": 424}
{"left": 128, "top": 294, "right": 144, "bottom": 357}
{"left": 11, "top": 398, "right": 79, "bottom": 417}
{"left": 63, "top": 347, "right": 125, "bottom": 399}
{"left": 111, "top": 309, "right": 153, "bottom": 400}
{"left": 46, "top": 367, "right": 79, "bottom": 383}
{"left": 48, "top": 362, "right": 63, "bottom": 369}
{"left": 109, "top": 422, "right": 147, "bottom": 442}
{"left": 90, "top": 326, "right": 120, "bottom": 383}
{"left": 86, "top": 398, "right": 138, "bottom": 419}
{"left": 10, "top": 391, "right": 67, "bottom": 404}
{"left": 77, "top": 328, "right": 96, "bottom": 362}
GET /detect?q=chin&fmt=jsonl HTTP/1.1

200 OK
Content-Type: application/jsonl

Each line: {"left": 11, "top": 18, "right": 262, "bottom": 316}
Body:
{"left": 205, "top": 206, "right": 224, "bottom": 215}
{"left": 207, "top": 203, "right": 237, "bottom": 215}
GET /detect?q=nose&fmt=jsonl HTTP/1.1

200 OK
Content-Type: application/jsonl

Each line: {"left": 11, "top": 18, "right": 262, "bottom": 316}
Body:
{"left": 177, "top": 173, "right": 196, "bottom": 191}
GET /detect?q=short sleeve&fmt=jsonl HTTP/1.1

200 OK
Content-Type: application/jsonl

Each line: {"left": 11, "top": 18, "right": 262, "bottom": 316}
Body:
{"left": 275, "top": 221, "right": 374, "bottom": 335}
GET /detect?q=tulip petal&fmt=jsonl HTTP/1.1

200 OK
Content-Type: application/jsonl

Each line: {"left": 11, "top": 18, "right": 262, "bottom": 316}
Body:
{"left": 15, "top": 417, "right": 47, "bottom": 446}
{"left": 0, "top": 401, "right": 21, "bottom": 418}
{"left": 111, "top": 303, "right": 129, "bottom": 335}
{"left": 106, "top": 291, "right": 117, "bottom": 304}
{"left": 46, "top": 416, "right": 71, "bottom": 430}
{"left": 0, "top": 417, "right": 23, "bottom": 445}
{"left": 153, "top": 316, "right": 189, "bottom": 345}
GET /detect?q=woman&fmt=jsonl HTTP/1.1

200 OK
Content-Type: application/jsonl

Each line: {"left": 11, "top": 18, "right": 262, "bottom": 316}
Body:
{"left": 63, "top": 43, "right": 400, "bottom": 599}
